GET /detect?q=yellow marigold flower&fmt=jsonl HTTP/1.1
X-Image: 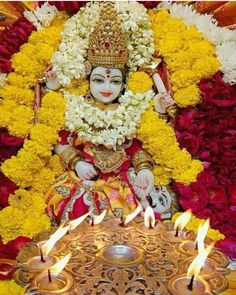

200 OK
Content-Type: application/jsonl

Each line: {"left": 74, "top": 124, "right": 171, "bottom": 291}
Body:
{"left": 149, "top": 9, "right": 169, "bottom": 24}
{"left": 171, "top": 70, "right": 199, "bottom": 89}
{"left": 18, "top": 149, "right": 44, "bottom": 172}
{"left": 192, "top": 56, "right": 221, "bottom": 79}
{"left": 11, "top": 52, "right": 44, "bottom": 77}
{"left": 35, "top": 43, "right": 55, "bottom": 64}
{"left": 40, "top": 91, "right": 66, "bottom": 110}
{"left": 22, "top": 213, "right": 51, "bottom": 239}
{"left": 0, "top": 99, "right": 17, "bottom": 127}
{"left": 174, "top": 85, "right": 200, "bottom": 108}
{"left": 8, "top": 106, "right": 34, "bottom": 137}
{"left": 0, "top": 280, "right": 25, "bottom": 295}
{"left": 29, "top": 26, "right": 62, "bottom": 47}
{"left": 182, "top": 26, "right": 203, "bottom": 41}
{"left": 0, "top": 206, "right": 25, "bottom": 243}
{"left": 153, "top": 165, "right": 172, "bottom": 186}
{"left": 51, "top": 13, "right": 68, "bottom": 27}
{"left": 38, "top": 108, "right": 65, "bottom": 130}
{"left": 48, "top": 154, "right": 65, "bottom": 176}
{"left": 7, "top": 73, "right": 36, "bottom": 88}
{"left": 33, "top": 168, "right": 57, "bottom": 193}
{"left": 23, "top": 140, "right": 52, "bottom": 158}
{"left": 0, "top": 85, "right": 34, "bottom": 106}
{"left": 150, "top": 9, "right": 219, "bottom": 108}
{"left": 158, "top": 33, "right": 184, "bottom": 55}
{"left": 188, "top": 40, "right": 215, "bottom": 60}
{"left": 9, "top": 189, "right": 33, "bottom": 210}
{"left": 127, "top": 71, "right": 153, "bottom": 94}
{"left": 137, "top": 104, "right": 202, "bottom": 185}
{"left": 30, "top": 124, "right": 58, "bottom": 145}
{"left": 165, "top": 52, "right": 192, "bottom": 72}
{"left": 66, "top": 78, "right": 89, "bottom": 96}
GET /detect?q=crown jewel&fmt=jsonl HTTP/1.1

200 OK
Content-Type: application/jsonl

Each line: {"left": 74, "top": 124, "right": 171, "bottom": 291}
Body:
{"left": 87, "top": 2, "right": 129, "bottom": 69}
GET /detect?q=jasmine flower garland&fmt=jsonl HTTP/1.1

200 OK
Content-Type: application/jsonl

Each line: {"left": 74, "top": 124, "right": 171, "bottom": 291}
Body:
{"left": 65, "top": 89, "right": 155, "bottom": 148}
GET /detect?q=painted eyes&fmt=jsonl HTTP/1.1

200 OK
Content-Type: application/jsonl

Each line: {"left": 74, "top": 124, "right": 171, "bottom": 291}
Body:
{"left": 92, "top": 78, "right": 122, "bottom": 85}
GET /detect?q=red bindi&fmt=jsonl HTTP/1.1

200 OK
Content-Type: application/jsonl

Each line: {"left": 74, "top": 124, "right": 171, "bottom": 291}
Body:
{"left": 107, "top": 75, "right": 110, "bottom": 78}
{"left": 106, "top": 69, "right": 111, "bottom": 74}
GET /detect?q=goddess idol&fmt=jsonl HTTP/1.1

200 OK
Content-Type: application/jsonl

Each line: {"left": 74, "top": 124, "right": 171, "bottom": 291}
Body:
{"left": 45, "top": 2, "right": 177, "bottom": 223}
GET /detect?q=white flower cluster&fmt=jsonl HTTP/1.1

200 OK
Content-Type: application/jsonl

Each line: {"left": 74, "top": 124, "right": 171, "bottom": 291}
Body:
{"left": 160, "top": 2, "right": 236, "bottom": 85}
{"left": 24, "top": 2, "right": 58, "bottom": 30}
{"left": 52, "top": 1, "right": 155, "bottom": 86}
{"left": 117, "top": 1, "right": 155, "bottom": 72}
{"left": 65, "top": 89, "right": 154, "bottom": 148}
{"left": 0, "top": 73, "right": 6, "bottom": 87}
{"left": 52, "top": 2, "right": 100, "bottom": 86}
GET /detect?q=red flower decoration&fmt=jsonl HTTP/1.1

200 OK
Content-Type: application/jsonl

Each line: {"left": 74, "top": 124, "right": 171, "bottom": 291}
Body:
{"left": 0, "top": 236, "right": 31, "bottom": 280}
{"left": 0, "top": 17, "right": 36, "bottom": 73}
{"left": 174, "top": 72, "right": 236, "bottom": 259}
{"left": 39, "top": 1, "right": 87, "bottom": 12}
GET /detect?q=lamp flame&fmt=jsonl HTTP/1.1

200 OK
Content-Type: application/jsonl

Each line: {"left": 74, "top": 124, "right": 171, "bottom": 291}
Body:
{"left": 68, "top": 211, "right": 90, "bottom": 231}
{"left": 41, "top": 226, "right": 69, "bottom": 256}
{"left": 196, "top": 219, "right": 210, "bottom": 254}
{"left": 50, "top": 253, "right": 71, "bottom": 275}
{"left": 187, "top": 243, "right": 214, "bottom": 279}
{"left": 124, "top": 204, "right": 141, "bottom": 226}
{"left": 174, "top": 209, "right": 192, "bottom": 231}
{"left": 144, "top": 206, "right": 155, "bottom": 229}
{"left": 90, "top": 209, "right": 107, "bottom": 225}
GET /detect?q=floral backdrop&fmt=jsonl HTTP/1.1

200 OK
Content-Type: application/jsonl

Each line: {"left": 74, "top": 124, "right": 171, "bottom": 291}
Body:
{"left": 0, "top": 1, "right": 235, "bottom": 294}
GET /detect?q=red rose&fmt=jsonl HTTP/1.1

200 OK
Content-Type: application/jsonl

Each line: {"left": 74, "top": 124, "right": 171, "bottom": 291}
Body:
{"left": 39, "top": 1, "right": 87, "bottom": 12}
{"left": 229, "top": 186, "right": 236, "bottom": 205}
{"left": 0, "top": 57, "right": 12, "bottom": 73}
{"left": 0, "top": 264, "right": 15, "bottom": 280}
{"left": 2, "top": 236, "right": 31, "bottom": 259}
{"left": 0, "top": 128, "right": 24, "bottom": 147}
{"left": 0, "top": 174, "right": 17, "bottom": 207}
{"left": 216, "top": 237, "right": 236, "bottom": 259}
{"left": 139, "top": 1, "right": 160, "bottom": 8}
{"left": 176, "top": 131, "right": 202, "bottom": 156}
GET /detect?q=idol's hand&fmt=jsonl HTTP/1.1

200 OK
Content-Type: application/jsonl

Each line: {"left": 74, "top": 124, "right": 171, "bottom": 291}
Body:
{"left": 134, "top": 169, "right": 154, "bottom": 199}
{"left": 154, "top": 91, "right": 174, "bottom": 114}
{"left": 75, "top": 161, "right": 98, "bottom": 180}
{"left": 45, "top": 70, "right": 61, "bottom": 91}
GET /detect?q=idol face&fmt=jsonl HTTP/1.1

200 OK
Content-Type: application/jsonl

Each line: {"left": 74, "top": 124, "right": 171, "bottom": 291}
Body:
{"left": 90, "top": 66, "right": 123, "bottom": 103}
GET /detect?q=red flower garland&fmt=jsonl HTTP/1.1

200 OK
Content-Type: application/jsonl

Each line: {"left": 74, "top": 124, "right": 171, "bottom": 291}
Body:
{"left": 174, "top": 72, "right": 236, "bottom": 259}
{"left": 0, "top": 17, "right": 36, "bottom": 73}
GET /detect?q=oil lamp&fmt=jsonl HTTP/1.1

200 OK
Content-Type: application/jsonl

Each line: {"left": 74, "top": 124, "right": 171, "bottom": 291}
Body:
{"left": 168, "top": 244, "right": 214, "bottom": 295}
{"left": 179, "top": 219, "right": 210, "bottom": 255}
{"left": 27, "top": 254, "right": 74, "bottom": 294}
{"left": 162, "top": 210, "right": 192, "bottom": 242}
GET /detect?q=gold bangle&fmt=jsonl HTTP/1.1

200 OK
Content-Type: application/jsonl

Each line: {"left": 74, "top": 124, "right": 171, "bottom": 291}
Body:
{"left": 132, "top": 150, "right": 154, "bottom": 172}
{"left": 60, "top": 146, "right": 83, "bottom": 170}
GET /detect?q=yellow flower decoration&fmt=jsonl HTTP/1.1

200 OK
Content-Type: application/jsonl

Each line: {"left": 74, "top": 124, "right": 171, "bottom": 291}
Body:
{"left": 127, "top": 71, "right": 153, "bottom": 94}
{"left": 137, "top": 103, "right": 203, "bottom": 185}
{"left": 0, "top": 280, "right": 24, "bottom": 295}
{"left": 65, "top": 78, "right": 89, "bottom": 96}
{"left": 149, "top": 9, "right": 221, "bottom": 107}
{"left": 0, "top": 15, "right": 67, "bottom": 243}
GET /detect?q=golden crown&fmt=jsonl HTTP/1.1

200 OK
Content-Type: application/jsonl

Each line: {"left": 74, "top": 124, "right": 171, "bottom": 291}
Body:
{"left": 87, "top": 2, "right": 129, "bottom": 69}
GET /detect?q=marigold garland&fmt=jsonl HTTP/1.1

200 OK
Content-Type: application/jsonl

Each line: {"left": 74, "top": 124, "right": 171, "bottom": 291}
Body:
{"left": 149, "top": 9, "right": 221, "bottom": 108}
{"left": 0, "top": 15, "right": 67, "bottom": 243}
{"left": 137, "top": 103, "right": 203, "bottom": 185}
{"left": 0, "top": 280, "right": 24, "bottom": 295}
